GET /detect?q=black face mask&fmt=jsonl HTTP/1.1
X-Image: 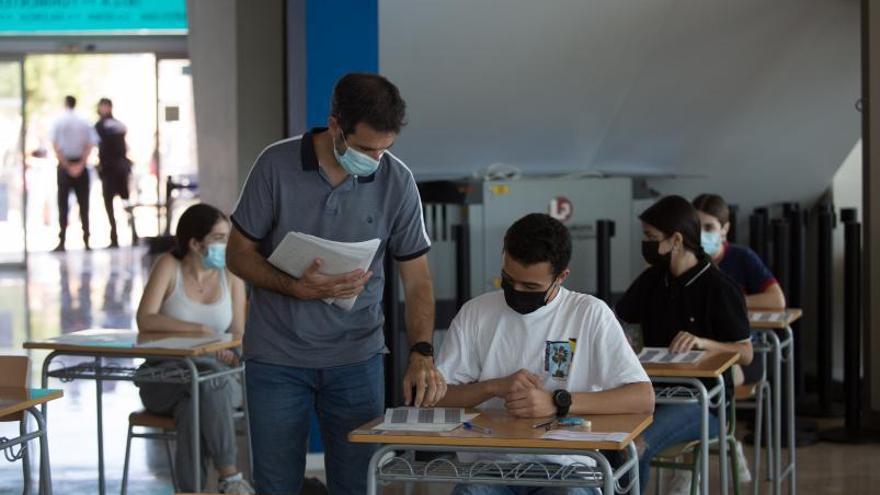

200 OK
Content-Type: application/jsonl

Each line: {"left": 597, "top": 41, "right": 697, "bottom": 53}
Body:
{"left": 641, "top": 240, "right": 672, "bottom": 270}
{"left": 501, "top": 278, "right": 554, "bottom": 315}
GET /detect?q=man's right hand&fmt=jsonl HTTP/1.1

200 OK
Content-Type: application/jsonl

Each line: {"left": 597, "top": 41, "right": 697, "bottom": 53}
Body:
{"left": 290, "top": 258, "right": 373, "bottom": 300}
{"left": 490, "top": 369, "right": 542, "bottom": 398}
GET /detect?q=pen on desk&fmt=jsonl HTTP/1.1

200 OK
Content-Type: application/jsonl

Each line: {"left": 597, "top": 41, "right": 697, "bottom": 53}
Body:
{"left": 462, "top": 422, "right": 494, "bottom": 435}
{"left": 531, "top": 419, "right": 555, "bottom": 429}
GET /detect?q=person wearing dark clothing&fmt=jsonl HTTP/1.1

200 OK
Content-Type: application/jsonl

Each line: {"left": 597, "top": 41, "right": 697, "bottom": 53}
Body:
{"left": 95, "top": 98, "right": 132, "bottom": 248}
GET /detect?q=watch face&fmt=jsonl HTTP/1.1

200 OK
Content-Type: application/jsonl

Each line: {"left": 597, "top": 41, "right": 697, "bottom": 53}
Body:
{"left": 554, "top": 390, "right": 572, "bottom": 407}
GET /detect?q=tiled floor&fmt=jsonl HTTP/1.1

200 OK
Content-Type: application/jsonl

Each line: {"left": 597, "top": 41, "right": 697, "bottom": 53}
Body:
{"left": 0, "top": 248, "right": 878, "bottom": 494}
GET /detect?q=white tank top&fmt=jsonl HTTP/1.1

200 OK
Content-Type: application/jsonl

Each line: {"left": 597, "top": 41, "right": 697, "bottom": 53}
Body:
{"left": 159, "top": 264, "right": 233, "bottom": 335}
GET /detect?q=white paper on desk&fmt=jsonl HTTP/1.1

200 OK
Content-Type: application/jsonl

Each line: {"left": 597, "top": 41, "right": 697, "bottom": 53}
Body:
{"left": 638, "top": 347, "right": 705, "bottom": 364}
{"left": 542, "top": 431, "right": 629, "bottom": 442}
{"left": 267, "top": 232, "right": 381, "bottom": 311}
{"left": 371, "top": 407, "right": 479, "bottom": 432}
{"left": 749, "top": 311, "right": 785, "bottom": 322}
{"left": 137, "top": 336, "right": 224, "bottom": 350}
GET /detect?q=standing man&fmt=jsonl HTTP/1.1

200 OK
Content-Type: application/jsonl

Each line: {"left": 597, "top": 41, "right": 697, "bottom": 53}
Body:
{"left": 51, "top": 95, "right": 97, "bottom": 252}
{"left": 227, "top": 73, "right": 446, "bottom": 494}
{"left": 94, "top": 97, "right": 132, "bottom": 248}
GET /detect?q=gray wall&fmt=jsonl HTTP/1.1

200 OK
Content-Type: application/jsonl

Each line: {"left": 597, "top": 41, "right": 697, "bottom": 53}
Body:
{"left": 187, "top": 0, "right": 284, "bottom": 214}
{"left": 379, "top": 0, "right": 860, "bottom": 216}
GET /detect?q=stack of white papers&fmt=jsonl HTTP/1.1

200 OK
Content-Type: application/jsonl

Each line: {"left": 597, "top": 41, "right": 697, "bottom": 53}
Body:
{"left": 267, "top": 232, "right": 381, "bottom": 311}
{"left": 638, "top": 347, "right": 705, "bottom": 364}
{"left": 542, "top": 431, "right": 629, "bottom": 442}
{"left": 750, "top": 311, "right": 785, "bottom": 322}
{"left": 372, "top": 407, "right": 479, "bottom": 432}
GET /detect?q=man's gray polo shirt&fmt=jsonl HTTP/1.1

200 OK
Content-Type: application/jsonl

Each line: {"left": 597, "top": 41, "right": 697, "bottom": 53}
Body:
{"left": 231, "top": 128, "right": 431, "bottom": 368}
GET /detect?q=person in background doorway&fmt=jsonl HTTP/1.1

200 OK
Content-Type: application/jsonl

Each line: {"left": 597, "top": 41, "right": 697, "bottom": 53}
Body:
{"left": 136, "top": 203, "right": 253, "bottom": 494}
{"left": 94, "top": 97, "right": 132, "bottom": 248}
{"left": 51, "top": 95, "right": 98, "bottom": 252}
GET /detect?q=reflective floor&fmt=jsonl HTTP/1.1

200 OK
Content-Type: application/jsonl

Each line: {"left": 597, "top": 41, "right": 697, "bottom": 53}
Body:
{"left": 0, "top": 248, "right": 877, "bottom": 494}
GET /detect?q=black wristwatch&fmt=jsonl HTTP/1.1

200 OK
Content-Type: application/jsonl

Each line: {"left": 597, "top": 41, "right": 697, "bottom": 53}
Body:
{"left": 410, "top": 341, "right": 434, "bottom": 358}
{"left": 552, "top": 389, "right": 572, "bottom": 417}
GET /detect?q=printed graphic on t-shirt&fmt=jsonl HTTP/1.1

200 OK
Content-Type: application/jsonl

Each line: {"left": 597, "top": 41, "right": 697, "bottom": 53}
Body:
{"left": 544, "top": 338, "right": 577, "bottom": 381}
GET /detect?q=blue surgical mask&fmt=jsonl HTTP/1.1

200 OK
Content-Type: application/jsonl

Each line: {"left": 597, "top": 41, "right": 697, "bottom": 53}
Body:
{"left": 333, "top": 132, "right": 382, "bottom": 177}
{"left": 701, "top": 231, "right": 722, "bottom": 257}
{"left": 202, "top": 243, "right": 226, "bottom": 269}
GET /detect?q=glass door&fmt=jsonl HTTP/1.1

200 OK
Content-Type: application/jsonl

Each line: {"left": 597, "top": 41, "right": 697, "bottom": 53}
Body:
{"left": 0, "top": 58, "right": 27, "bottom": 266}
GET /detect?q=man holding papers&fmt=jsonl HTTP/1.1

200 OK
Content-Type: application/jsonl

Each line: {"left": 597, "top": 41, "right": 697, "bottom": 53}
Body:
{"left": 227, "top": 73, "right": 446, "bottom": 494}
{"left": 435, "top": 214, "right": 655, "bottom": 495}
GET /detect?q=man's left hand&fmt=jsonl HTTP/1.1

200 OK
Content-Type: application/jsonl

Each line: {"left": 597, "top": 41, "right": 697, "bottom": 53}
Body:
{"left": 403, "top": 354, "right": 447, "bottom": 407}
{"left": 505, "top": 387, "right": 556, "bottom": 418}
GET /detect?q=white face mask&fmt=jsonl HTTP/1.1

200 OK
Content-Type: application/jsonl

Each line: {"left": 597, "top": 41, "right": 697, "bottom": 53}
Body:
{"left": 701, "top": 231, "right": 722, "bottom": 256}
{"left": 333, "top": 131, "right": 382, "bottom": 177}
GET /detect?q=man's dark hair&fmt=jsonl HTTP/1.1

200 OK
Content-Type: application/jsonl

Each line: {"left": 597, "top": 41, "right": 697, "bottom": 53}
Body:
{"left": 64, "top": 95, "right": 76, "bottom": 109}
{"left": 639, "top": 195, "right": 704, "bottom": 255}
{"left": 693, "top": 193, "right": 730, "bottom": 225}
{"left": 98, "top": 97, "right": 113, "bottom": 107}
{"left": 331, "top": 73, "right": 406, "bottom": 136}
{"left": 172, "top": 203, "right": 228, "bottom": 260}
{"left": 503, "top": 213, "right": 572, "bottom": 276}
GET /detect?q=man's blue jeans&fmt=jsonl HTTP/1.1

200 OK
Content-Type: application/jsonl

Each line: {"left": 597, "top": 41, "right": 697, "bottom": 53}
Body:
{"left": 638, "top": 404, "right": 720, "bottom": 491}
{"left": 452, "top": 485, "right": 598, "bottom": 495}
{"left": 246, "top": 354, "right": 384, "bottom": 494}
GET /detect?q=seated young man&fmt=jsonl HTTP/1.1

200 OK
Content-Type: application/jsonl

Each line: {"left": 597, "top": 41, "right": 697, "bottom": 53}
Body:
{"left": 436, "top": 213, "right": 655, "bottom": 495}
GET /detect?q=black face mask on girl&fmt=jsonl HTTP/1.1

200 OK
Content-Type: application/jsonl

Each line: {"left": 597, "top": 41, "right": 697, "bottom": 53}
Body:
{"left": 501, "top": 278, "right": 555, "bottom": 315}
{"left": 641, "top": 239, "right": 672, "bottom": 270}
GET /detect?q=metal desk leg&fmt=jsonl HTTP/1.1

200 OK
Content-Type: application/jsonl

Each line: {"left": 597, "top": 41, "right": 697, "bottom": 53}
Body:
{"left": 627, "top": 441, "right": 641, "bottom": 495}
{"left": 20, "top": 414, "right": 31, "bottom": 495}
{"left": 366, "top": 445, "right": 394, "bottom": 495}
{"left": 717, "top": 377, "right": 729, "bottom": 495}
{"left": 184, "top": 358, "right": 201, "bottom": 491}
{"left": 770, "top": 332, "right": 783, "bottom": 495}
{"left": 94, "top": 356, "right": 105, "bottom": 495}
{"left": 39, "top": 352, "right": 59, "bottom": 422}
{"left": 594, "top": 449, "right": 615, "bottom": 495}
{"left": 784, "top": 327, "right": 797, "bottom": 495}
{"left": 27, "top": 407, "right": 52, "bottom": 495}
{"left": 701, "top": 383, "right": 711, "bottom": 495}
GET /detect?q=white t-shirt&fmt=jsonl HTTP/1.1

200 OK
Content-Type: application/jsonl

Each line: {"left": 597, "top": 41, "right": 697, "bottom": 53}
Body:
{"left": 436, "top": 286, "right": 649, "bottom": 466}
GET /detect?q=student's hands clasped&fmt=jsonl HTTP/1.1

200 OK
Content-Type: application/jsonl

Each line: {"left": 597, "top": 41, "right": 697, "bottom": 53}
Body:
{"left": 491, "top": 369, "right": 555, "bottom": 418}
{"left": 403, "top": 355, "right": 447, "bottom": 407}
{"left": 291, "top": 258, "right": 373, "bottom": 300}
{"left": 669, "top": 330, "right": 704, "bottom": 353}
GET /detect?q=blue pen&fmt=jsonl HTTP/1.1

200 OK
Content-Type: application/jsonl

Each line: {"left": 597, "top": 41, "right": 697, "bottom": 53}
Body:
{"left": 462, "top": 422, "right": 494, "bottom": 435}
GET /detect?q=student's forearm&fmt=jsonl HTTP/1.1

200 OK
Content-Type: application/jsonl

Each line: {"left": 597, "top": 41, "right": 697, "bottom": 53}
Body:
{"left": 700, "top": 339, "right": 754, "bottom": 366}
{"left": 570, "top": 382, "right": 655, "bottom": 415}
{"left": 437, "top": 382, "right": 498, "bottom": 408}
{"left": 137, "top": 313, "right": 209, "bottom": 334}
{"left": 404, "top": 279, "right": 435, "bottom": 346}
{"left": 745, "top": 286, "right": 786, "bottom": 310}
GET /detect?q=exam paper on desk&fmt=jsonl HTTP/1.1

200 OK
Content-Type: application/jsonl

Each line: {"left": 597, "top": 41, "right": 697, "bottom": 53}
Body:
{"left": 267, "top": 232, "right": 381, "bottom": 311}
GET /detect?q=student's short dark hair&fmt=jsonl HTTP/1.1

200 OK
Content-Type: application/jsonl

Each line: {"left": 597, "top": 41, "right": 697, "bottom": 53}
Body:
{"left": 172, "top": 203, "right": 228, "bottom": 260}
{"left": 64, "top": 95, "right": 76, "bottom": 108}
{"left": 331, "top": 73, "right": 407, "bottom": 136}
{"left": 693, "top": 193, "right": 730, "bottom": 225}
{"left": 98, "top": 97, "right": 113, "bottom": 107}
{"left": 639, "top": 195, "right": 704, "bottom": 255}
{"left": 503, "top": 213, "right": 572, "bottom": 276}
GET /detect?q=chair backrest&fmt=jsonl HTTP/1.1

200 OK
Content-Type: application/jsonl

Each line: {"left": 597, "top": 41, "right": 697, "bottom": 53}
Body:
{"left": 0, "top": 355, "right": 30, "bottom": 422}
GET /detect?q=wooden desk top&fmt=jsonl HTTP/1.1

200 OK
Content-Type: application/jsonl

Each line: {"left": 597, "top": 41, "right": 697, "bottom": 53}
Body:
{"left": 643, "top": 351, "right": 739, "bottom": 378}
{"left": 749, "top": 308, "right": 803, "bottom": 329}
{"left": 0, "top": 388, "right": 63, "bottom": 417}
{"left": 349, "top": 409, "right": 652, "bottom": 451}
{"left": 23, "top": 328, "right": 241, "bottom": 357}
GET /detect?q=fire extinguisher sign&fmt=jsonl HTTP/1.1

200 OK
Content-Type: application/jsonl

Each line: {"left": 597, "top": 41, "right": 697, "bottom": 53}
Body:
{"left": 549, "top": 196, "right": 573, "bottom": 223}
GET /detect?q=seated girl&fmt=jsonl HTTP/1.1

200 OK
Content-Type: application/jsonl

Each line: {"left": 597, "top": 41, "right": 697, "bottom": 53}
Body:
{"left": 616, "top": 195, "right": 753, "bottom": 494}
